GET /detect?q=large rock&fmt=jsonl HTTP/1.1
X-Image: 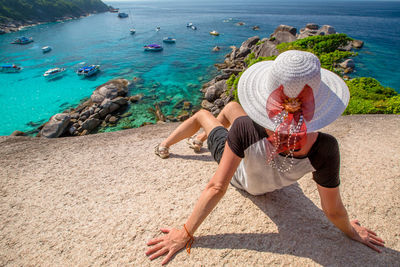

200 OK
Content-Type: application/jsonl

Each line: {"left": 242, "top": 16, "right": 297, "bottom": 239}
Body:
{"left": 317, "top": 25, "right": 336, "bottom": 36}
{"left": 339, "top": 59, "right": 355, "bottom": 69}
{"left": 254, "top": 40, "right": 279, "bottom": 58}
{"left": 81, "top": 118, "right": 101, "bottom": 131}
{"left": 272, "top": 25, "right": 297, "bottom": 36}
{"left": 205, "top": 80, "right": 227, "bottom": 102}
{"left": 236, "top": 48, "right": 251, "bottom": 58}
{"left": 40, "top": 113, "right": 71, "bottom": 138}
{"left": 90, "top": 79, "right": 129, "bottom": 104}
{"left": 305, "top": 23, "right": 319, "bottom": 30}
{"left": 352, "top": 39, "right": 364, "bottom": 48}
{"left": 239, "top": 36, "right": 260, "bottom": 52}
{"left": 273, "top": 31, "right": 297, "bottom": 44}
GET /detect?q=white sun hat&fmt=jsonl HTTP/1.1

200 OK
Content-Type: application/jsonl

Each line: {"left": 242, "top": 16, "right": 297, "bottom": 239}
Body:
{"left": 238, "top": 50, "right": 350, "bottom": 132}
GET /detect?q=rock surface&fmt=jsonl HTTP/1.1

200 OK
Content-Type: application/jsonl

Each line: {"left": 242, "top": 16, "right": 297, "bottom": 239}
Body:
{"left": 39, "top": 113, "right": 71, "bottom": 138}
{"left": 0, "top": 115, "right": 399, "bottom": 266}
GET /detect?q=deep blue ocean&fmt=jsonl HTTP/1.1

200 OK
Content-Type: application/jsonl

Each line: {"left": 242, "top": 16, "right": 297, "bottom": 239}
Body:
{"left": 0, "top": 0, "right": 399, "bottom": 136}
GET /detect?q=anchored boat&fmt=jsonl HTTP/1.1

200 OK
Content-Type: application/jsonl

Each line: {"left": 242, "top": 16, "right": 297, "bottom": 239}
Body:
{"left": 43, "top": 68, "right": 66, "bottom": 79}
{"left": 11, "top": 36, "right": 33, "bottom": 44}
{"left": 42, "top": 46, "right": 52, "bottom": 53}
{"left": 1, "top": 64, "right": 22, "bottom": 73}
{"left": 163, "top": 37, "right": 176, "bottom": 43}
{"left": 76, "top": 65, "right": 100, "bottom": 77}
{"left": 118, "top": 12, "right": 128, "bottom": 18}
{"left": 144, "top": 44, "right": 163, "bottom": 52}
{"left": 209, "top": 30, "right": 220, "bottom": 36}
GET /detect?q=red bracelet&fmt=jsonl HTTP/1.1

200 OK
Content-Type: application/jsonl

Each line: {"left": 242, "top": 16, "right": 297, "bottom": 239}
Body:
{"left": 183, "top": 224, "right": 194, "bottom": 254}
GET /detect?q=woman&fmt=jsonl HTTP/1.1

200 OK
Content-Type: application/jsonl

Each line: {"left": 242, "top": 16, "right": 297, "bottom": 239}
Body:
{"left": 147, "top": 50, "right": 385, "bottom": 264}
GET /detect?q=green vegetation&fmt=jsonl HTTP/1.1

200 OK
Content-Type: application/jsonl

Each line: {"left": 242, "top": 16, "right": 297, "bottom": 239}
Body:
{"left": 226, "top": 34, "right": 399, "bottom": 114}
{"left": 0, "top": 0, "right": 108, "bottom": 23}
{"left": 344, "top": 78, "right": 399, "bottom": 114}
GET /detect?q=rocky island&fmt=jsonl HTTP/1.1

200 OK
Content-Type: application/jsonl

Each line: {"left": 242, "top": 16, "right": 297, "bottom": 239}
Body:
{"left": 0, "top": 0, "right": 108, "bottom": 34}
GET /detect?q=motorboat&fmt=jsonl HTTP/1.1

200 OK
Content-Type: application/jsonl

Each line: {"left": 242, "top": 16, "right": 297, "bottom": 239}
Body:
{"left": 191, "top": 25, "right": 197, "bottom": 30}
{"left": 186, "top": 22, "right": 193, "bottom": 27}
{"left": 209, "top": 30, "right": 220, "bottom": 36}
{"left": 43, "top": 68, "right": 66, "bottom": 79}
{"left": 11, "top": 36, "right": 33, "bottom": 44}
{"left": 118, "top": 12, "right": 128, "bottom": 18}
{"left": 144, "top": 44, "right": 163, "bottom": 52}
{"left": 156, "top": 26, "right": 161, "bottom": 31}
{"left": 76, "top": 65, "right": 100, "bottom": 77}
{"left": 1, "top": 64, "right": 22, "bottom": 73}
{"left": 109, "top": 8, "right": 119, "bottom": 13}
{"left": 163, "top": 37, "right": 176, "bottom": 43}
{"left": 130, "top": 28, "right": 136, "bottom": 34}
{"left": 42, "top": 46, "right": 52, "bottom": 53}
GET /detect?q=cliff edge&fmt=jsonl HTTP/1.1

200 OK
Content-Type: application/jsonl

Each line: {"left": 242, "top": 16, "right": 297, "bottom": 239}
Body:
{"left": 0, "top": 115, "right": 399, "bottom": 266}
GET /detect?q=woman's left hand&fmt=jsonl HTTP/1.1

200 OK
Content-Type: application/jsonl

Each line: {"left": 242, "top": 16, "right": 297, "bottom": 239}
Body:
{"left": 146, "top": 227, "right": 190, "bottom": 265}
{"left": 350, "top": 219, "right": 385, "bottom": 252}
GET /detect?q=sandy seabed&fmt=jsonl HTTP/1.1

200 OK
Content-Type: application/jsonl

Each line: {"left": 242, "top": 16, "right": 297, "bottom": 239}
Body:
{"left": 0, "top": 114, "right": 399, "bottom": 266}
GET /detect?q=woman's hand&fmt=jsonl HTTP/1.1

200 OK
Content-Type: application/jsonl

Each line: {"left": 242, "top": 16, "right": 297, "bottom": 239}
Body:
{"left": 350, "top": 219, "right": 385, "bottom": 252}
{"left": 146, "top": 228, "right": 190, "bottom": 265}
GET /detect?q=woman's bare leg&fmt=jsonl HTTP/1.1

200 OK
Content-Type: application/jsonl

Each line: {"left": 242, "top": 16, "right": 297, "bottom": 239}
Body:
{"left": 160, "top": 109, "right": 223, "bottom": 148}
{"left": 195, "top": 102, "right": 247, "bottom": 142}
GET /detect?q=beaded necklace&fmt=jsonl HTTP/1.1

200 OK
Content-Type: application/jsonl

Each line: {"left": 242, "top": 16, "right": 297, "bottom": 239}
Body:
{"left": 266, "top": 112, "right": 304, "bottom": 173}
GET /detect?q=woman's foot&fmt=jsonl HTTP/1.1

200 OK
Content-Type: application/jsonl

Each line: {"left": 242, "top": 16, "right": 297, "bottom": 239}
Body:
{"left": 155, "top": 144, "right": 170, "bottom": 159}
{"left": 186, "top": 135, "right": 203, "bottom": 153}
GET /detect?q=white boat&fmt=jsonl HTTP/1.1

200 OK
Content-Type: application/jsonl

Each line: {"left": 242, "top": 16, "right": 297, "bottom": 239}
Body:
{"left": 156, "top": 26, "right": 161, "bottom": 31}
{"left": 209, "top": 30, "right": 220, "bottom": 36}
{"left": 43, "top": 68, "right": 66, "bottom": 78}
{"left": 186, "top": 22, "right": 193, "bottom": 27}
{"left": 42, "top": 46, "right": 52, "bottom": 53}
{"left": 191, "top": 25, "right": 197, "bottom": 30}
{"left": 1, "top": 64, "right": 22, "bottom": 73}
{"left": 130, "top": 28, "right": 136, "bottom": 34}
{"left": 76, "top": 65, "right": 100, "bottom": 77}
{"left": 163, "top": 37, "right": 176, "bottom": 43}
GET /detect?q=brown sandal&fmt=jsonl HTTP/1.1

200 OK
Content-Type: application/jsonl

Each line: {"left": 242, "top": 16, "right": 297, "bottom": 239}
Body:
{"left": 155, "top": 144, "right": 170, "bottom": 159}
{"left": 187, "top": 135, "right": 203, "bottom": 153}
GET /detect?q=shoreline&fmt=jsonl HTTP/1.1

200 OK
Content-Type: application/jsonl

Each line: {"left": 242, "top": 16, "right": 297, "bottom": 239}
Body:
{"left": 0, "top": 12, "right": 101, "bottom": 34}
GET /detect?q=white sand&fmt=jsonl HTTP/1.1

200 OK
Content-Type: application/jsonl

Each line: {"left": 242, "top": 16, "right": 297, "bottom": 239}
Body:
{"left": 0, "top": 114, "right": 399, "bottom": 266}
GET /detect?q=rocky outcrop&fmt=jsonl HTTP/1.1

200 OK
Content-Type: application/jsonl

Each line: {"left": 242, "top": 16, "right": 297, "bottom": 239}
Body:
{"left": 39, "top": 113, "right": 71, "bottom": 138}
{"left": 270, "top": 24, "right": 297, "bottom": 43}
{"left": 37, "top": 79, "right": 131, "bottom": 138}
{"left": 200, "top": 23, "right": 363, "bottom": 116}
{"left": 298, "top": 24, "right": 337, "bottom": 39}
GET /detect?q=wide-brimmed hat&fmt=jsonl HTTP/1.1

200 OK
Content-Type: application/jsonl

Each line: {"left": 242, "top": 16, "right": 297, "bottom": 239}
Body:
{"left": 238, "top": 50, "right": 350, "bottom": 132}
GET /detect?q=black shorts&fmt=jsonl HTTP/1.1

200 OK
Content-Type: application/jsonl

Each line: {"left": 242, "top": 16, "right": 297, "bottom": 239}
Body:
{"left": 207, "top": 126, "right": 228, "bottom": 164}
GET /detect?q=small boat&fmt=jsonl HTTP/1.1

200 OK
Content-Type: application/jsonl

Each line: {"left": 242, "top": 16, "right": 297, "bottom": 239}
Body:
{"left": 42, "top": 46, "right": 52, "bottom": 53}
{"left": 76, "top": 65, "right": 100, "bottom": 77}
{"left": 109, "top": 8, "right": 119, "bottom": 13}
{"left": 0, "top": 64, "right": 22, "bottom": 73}
{"left": 209, "top": 30, "right": 220, "bottom": 36}
{"left": 191, "top": 25, "right": 197, "bottom": 30}
{"left": 156, "top": 26, "right": 161, "bottom": 31}
{"left": 163, "top": 37, "right": 176, "bottom": 43}
{"left": 130, "top": 28, "right": 136, "bottom": 34}
{"left": 43, "top": 68, "right": 66, "bottom": 79}
{"left": 11, "top": 36, "right": 33, "bottom": 44}
{"left": 118, "top": 12, "right": 128, "bottom": 18}
{"left": 144, "top": 44, "right": 163, "bottom": 52}
{"left": 186, "top": 22, "right": 193, "bottom": 27}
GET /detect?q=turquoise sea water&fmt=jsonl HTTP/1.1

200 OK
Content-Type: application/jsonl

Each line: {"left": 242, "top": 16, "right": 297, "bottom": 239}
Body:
{"left": 0, "top": 0, "right": 399, "bottom": 136}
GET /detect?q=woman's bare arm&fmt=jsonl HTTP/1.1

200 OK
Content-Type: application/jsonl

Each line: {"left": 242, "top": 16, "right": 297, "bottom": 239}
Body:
{"left": 146, "top": 143, "right": 242, "bottom": 264}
